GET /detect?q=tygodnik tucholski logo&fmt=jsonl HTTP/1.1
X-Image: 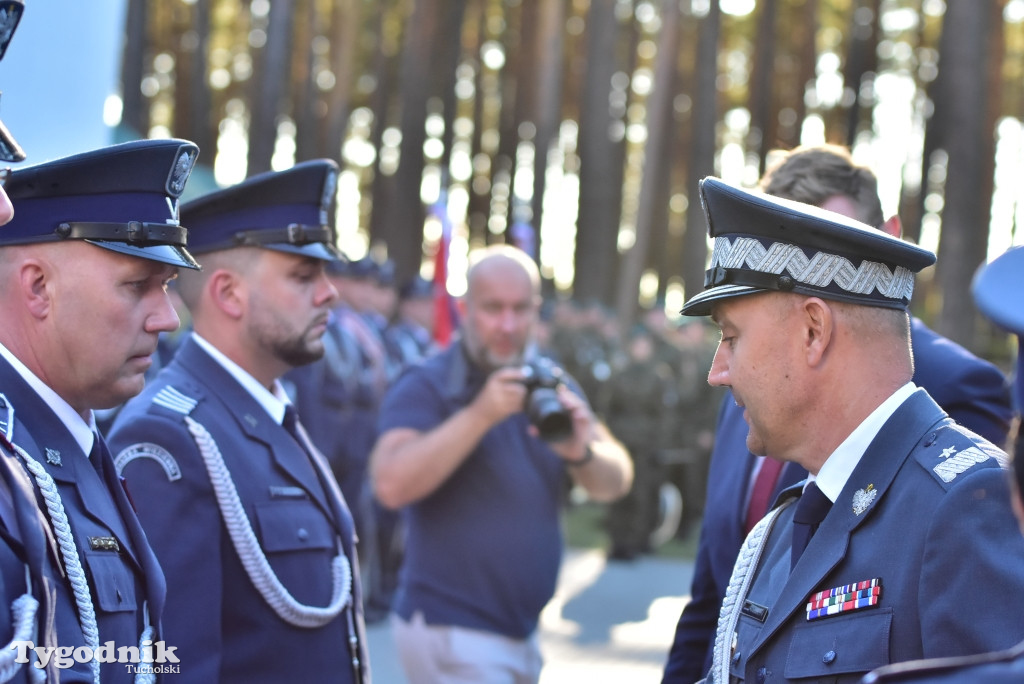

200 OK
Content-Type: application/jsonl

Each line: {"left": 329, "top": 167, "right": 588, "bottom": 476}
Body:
{"left": 10, "top": 639, "right": 180, "bottom": 674}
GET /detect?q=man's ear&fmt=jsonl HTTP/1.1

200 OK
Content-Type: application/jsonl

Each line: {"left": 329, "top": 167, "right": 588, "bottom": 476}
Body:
{"left": 881, "top": 215, "right": 902, "bottom": 238}
{"left": 21, "top": 260, "right": 52, "bottom": 320}
{"left": 802, "top": 297, "right": 833, "bottom": 366}
{"left": 208, "top": 269, "right": 246, "bottom": 320}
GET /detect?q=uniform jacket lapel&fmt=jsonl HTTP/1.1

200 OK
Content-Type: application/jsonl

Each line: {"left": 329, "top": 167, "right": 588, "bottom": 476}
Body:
{"left": 0, "top": 358, "right": 144, "bottom": 569}
{"left": 749, "top": 389, "right": 947, "bottom": 657}
{"left": 172, "top": 338, "right": 336, "bottom": 531}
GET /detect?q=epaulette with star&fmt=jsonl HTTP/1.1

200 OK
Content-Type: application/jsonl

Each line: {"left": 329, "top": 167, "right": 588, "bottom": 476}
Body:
{"left": 914, "top": 423, "right": 1009, "bottom": 489}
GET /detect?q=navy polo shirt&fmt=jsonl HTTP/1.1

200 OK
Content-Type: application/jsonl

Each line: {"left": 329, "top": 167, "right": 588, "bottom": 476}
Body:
{"left": 378, "top": 343, "right": 568, "bottom": 639}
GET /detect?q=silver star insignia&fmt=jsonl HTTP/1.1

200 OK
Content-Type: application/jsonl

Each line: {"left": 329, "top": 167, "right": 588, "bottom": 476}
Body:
{"left": 939, "top": 446, "right": 957, "bottom": 459}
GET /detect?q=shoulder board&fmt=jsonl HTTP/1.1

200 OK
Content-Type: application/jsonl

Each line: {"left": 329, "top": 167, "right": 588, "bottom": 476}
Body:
{"left": 151, "top": 385, "right": 199, "bottom": 416}
{"left": 915, "top": 423, "right": 1009, "bottom": 489}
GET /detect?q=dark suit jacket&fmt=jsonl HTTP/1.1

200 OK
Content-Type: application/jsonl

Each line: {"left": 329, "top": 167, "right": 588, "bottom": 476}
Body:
{"left": 0, "top": 357, "right": 165, "bottom": 684}
{"left": 107, "top": 337, "right": 368, "bottom": 684}
{"left": 663, "top": 318, "right": 1014, "bottom": 683}
{"left": 727, "top": 391, "right": 1024, "bottom": 682}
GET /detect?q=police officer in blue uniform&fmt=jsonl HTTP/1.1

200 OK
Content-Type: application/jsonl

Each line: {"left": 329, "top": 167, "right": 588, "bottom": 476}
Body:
{"left": 0, "top": 136, "right": 201, "bottom": 684}
{"left": 663, "top": 146, "right": 1014, "bottom": 684}
{"left": 0, "top": 6, "right": 61, "bottom": 682}
{"left": 681, "top": 178, "right": 1024, "bottom": 684}
{"left": 107, "top": 160, "right": 369, "bottom": 684}
{"left": 857, "top": 245, "right": 1024, "bottom": 684}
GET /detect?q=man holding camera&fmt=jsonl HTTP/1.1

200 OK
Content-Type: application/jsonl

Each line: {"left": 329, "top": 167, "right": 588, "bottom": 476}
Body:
{"left": 370, "top": 244, "right": 632, "bottom": 683}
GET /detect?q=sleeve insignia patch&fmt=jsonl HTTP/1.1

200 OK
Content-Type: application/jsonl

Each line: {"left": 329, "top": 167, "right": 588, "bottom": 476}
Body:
{"left": 113, "top": 442, "right": 181, "bottom": 481}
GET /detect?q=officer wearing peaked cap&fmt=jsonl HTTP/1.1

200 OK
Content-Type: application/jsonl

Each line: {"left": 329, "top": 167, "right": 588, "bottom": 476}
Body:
{"left": 0, "top": 6, "right": 62, "bottom": 682}
{"left": 0, "top": 137, "right": 200, "bottom": 684}
{"left": 107, "top": 159, "right": 370, "bottom": 684}
{"left": 683, "top": 178, "right": 1024, "bottom": 683}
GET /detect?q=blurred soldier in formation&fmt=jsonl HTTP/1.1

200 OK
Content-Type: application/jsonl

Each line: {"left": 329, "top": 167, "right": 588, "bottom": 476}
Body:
{"left": 386, "top": 275, "right": 439, "bottom": 367}
{"left": 604, "top": 325, "right": 676, "bottom": 560}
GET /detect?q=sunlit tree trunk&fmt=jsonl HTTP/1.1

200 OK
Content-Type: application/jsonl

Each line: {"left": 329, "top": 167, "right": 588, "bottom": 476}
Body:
{"left": 323, "top": 0, "right": 361, "bottom": 163}
{"left": 387, "top": 0, "right": 439, "bottom": 280}
{"left": 368, "top": 1, "right": 401, "bottom": 248}
{"left": 790, "top": 0, "right": 818, "bottom": 149}
{"left": 682, "top": 0, "right": 721, "bottom": 302}
{"left": 120, "top": 0, "right": 149, "bottom": 137}
{"left": 841, "top": 0, "right": 881, "bottom": 146}
{"left": 616, "top": 0, "right": 680, "bottom": 327}
{"left": 934, "top": 0, "right": 995, "bottom": 349}
{"left": 528, "top": 0, "right": 566, "bottom": 247}
{"left": 575, "top": 0, "right": 624, "bottom": 305}
{"left": 293, "top": 0, "right": 320, "bottom": 162}
{"left": 248, "top": 0, "right": 296, "bottom": 175}
{"left": 748, "top": 0, "right": 777, "bottom": 175}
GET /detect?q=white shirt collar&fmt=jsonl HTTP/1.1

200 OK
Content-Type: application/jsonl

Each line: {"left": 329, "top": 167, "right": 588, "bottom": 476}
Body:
{"left": 191, "top": 332, "right": 290, "bottom": 424}
{"left": 0, "top": 341, "right": 97, "bottom": 456}
{"left": 812, "top": 382, "right": 917, "bottom": 503}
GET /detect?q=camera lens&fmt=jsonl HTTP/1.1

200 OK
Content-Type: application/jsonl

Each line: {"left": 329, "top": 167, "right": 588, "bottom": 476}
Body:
{"left": 528, "top": 388, "right": 573, "bottom": 442}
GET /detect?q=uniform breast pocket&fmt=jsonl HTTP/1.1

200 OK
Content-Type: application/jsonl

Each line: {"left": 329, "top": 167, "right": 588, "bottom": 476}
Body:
{"left": 254, "top": 500, "right": 335, "bottom": 554}
{"left": 86, "top": 553, "right": 138, "bottom": 613}
{"left": 785, "top": 608, "right": 892, "bottom": 679}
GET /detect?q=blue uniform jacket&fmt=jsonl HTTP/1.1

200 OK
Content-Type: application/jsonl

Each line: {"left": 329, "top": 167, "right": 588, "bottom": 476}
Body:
{"left": 725, "top": 390, "right": 1024, "bottom": 683}
{"left": 0, "top": 357, "right": 165, "bottom": 684}
{"left": 107, "top": 337, "right": 369, "bottom": 684}
{"left": 0, "top": 439, "right": 60, "bottom": 684}
{"left": 663, "top": 317, "right": 1014, "bottom": 683}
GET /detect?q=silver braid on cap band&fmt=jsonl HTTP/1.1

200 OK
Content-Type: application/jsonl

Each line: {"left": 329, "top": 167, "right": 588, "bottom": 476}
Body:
{"left": 712, "top": 236, "right": 916, "bottom": 301}
{"left": 184, "top": 416, "right": 351, "bottom": 628}
{"left": 710, "top": 498, "right": 794, "bottom": 684}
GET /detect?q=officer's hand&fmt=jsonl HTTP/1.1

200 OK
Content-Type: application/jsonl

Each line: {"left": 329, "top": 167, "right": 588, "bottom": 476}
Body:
{"left": 470, "top": 366, "right": 528, "bottom": 426}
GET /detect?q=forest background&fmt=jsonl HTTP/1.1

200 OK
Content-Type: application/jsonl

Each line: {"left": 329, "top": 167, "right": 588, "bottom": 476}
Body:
{"left": 9, "top": 0, "right": 1024, "bottom": 361}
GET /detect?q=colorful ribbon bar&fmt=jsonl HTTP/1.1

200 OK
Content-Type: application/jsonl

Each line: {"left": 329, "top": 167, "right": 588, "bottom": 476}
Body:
{"left": 806, "top": 578, "right": 882, "bottom": 621}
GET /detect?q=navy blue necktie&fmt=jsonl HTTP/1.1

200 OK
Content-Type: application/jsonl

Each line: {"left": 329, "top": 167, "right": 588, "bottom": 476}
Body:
{"left": 791, "top": 482, "right": 832, "bottom": 570}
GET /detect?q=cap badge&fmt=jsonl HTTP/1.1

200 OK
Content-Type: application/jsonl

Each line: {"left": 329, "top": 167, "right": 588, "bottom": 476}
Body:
{"left": 319, "top": 167, "right": 338, "bottom": 225}
{"left": 166, "top": 146, "right": 197, "bottom": 198}
{"left": 851, "top": 483, "right": 876, "bottom": 515}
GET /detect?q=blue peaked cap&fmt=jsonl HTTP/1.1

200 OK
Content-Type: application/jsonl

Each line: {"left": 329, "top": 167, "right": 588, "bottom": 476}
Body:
{"left": 181, "top": 159, "right": 342, "bottom": 262}
{"left": 681, "top": 177, "right": 936, "bottom": 316}
{"left": 972, "top": 246, "right": 1024, "bottom": 337}
{"left": 1, "top": 138, "right": 201, "bottom": 269}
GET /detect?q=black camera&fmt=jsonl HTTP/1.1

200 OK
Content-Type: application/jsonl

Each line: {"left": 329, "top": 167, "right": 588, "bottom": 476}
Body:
{"left": 520, "top": 358, "right": 574, "bottom": 443}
